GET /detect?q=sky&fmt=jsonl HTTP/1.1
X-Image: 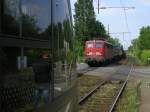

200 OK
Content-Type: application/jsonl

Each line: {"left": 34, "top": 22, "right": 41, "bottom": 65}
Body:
{"left": 70, "top": 0, "right": 150, "bottom": 49}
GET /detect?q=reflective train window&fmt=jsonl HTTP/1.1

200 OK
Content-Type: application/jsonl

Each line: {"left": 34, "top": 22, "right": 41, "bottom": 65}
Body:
{"left": 0, "top": 0, "right": 2, "bottom": 32}
{"left": 0, "top": 47, "right": 52, "bottom": 111}
{"left": 87, "top": 43, "right": 93, "bottom": 48}
{"left": 96, "top": 42, "right": 103, "bottom": 48}
{"left": 52, "top": 0, "right": 75, "bottom": 98}
{"left": 2, "top": 0, "right": 20, "bottom": 36}
{"left": 21, "top": 0, "right": 51, "bottom": 40}
{"left": 0, "top": 0, "right": 76, "bottom": 111}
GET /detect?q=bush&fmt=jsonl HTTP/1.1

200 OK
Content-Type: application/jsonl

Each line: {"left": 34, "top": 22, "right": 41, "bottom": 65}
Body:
{"left": 140, "top": 50, "right": 150, "bottom": 64}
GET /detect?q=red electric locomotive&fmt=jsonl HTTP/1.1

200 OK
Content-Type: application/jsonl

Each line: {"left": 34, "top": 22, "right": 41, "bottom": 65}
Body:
{"left": 84, "top": 39, "right": 125, "bottom": 66}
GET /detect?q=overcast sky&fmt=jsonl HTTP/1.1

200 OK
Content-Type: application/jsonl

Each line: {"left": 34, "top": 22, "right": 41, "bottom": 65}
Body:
{"left": 70, "top": 0, "right": 150, "bottom": 49}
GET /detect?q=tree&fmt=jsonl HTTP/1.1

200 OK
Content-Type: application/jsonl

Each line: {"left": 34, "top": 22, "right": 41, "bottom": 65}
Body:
{"left": 128, "top": 26, "right": 150, "bottom": 64}
{"left": 138, "top": 26, "right": 150, "bottom": 50}
{"left": 74, "top": 0, "right": 96, "bottom": 42}
{"left": 93, "top": 20, "right": 108, "bottom": 38}
{"left": 108, "top": 37, "right": 120, "bottom": 46}
{"left": 22, "top": 14, "right": 40, "bottom": 37}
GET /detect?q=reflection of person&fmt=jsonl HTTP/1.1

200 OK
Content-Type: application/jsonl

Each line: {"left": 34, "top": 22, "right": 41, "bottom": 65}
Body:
{"left": 32, "top": 52, "right": 52, "bottom": 112}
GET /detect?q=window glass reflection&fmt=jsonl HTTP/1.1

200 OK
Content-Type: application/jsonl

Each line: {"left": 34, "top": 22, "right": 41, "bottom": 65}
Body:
{"left": 87, "top": 43, "right": 94, "bottom": 48}
{"left": 0, "top": 0, "right": 76, "bottom": 108}
{"left": 96, "top": 42, "right": 102, "bottom": 48}
{"left": 1, "top": 47, "right": 53, "bottom": 111}
{"left": 0, "top": 0, "right": 2, "bottom": 33}
{"left": 21, "top": 0, "right": 51, "bottom": 40}
{"left": 53, "top": 0, "right": 75, "bottom": 98}
{"left": 2, "top": 0, "right": 20, "bottom": 36}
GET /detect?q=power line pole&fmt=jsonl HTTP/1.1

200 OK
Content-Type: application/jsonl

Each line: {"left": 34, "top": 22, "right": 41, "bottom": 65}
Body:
{"left": 107, "top": 24, "right": 110, "bottom": 35}
{"left": 98, "top": 0, "right": 100, "bottom": 14}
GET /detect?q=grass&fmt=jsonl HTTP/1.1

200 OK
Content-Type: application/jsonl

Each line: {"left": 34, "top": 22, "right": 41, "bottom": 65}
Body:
{"left": 116, "top": 81, "right": 141, "bottom": 112}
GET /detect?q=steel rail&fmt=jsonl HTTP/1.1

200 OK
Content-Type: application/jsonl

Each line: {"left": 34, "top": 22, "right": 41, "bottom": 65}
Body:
{"left": 78, "top": 80, "right": 107, "bottom": 105}
{"left": 108, "top": 65, "right": 133, "bottom": 112}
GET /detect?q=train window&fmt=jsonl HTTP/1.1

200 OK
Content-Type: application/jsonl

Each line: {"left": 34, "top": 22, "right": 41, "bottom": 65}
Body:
{"left": 52, "top": 0, "right": 75, "bottom": 98}
{"left": 1, "top": 47, "right": 20, "bottom": 74}
{"left": 96, "top": 42, "right": 102, "bottom": 48}
{"left": 0, "top": 47, "right": 53, "bottom": 111}
{"left": 21, "top": 0, "right": 51, "bottom": 40}
{"left": 0, "top": 0, "right": 76, "bottom": 111}
{"left": 1, "top": 47, "right": 50, "bottom": 75}
{"left": 2, "top": 0, "right": 20, "bottom": 36}
{"left": 0, "top": 0, "right": 2, "bottom": 33}
{"left": 87, "top": 43, "right": 93, "bottom": 48}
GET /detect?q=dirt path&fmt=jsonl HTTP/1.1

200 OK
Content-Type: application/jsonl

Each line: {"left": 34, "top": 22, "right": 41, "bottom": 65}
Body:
{"left": 140, "top": 88, "right": 150, "bottom": 112}
{"left": 131, "top": 66, "right": 150, "bottom": 112}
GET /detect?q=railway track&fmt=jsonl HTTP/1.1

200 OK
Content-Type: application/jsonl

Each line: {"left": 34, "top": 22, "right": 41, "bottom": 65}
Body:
{"left": 78, "top": 75, "right": 102, "bottom": 100}
{"left": 78, "top": 65, "right": 133, "bottom": 112}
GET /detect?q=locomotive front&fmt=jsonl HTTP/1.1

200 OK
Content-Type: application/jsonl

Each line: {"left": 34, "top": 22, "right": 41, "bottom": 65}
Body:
{"left": 84, "top": 40, "right": 105, "bottom": 66}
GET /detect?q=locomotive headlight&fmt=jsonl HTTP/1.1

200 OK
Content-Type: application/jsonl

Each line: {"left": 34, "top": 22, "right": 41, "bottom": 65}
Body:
{"left": 87, "top": 52, "right": 93, "bottom": 55}
{"left": 96, "top": 52, "right": 102, "bottom": 56}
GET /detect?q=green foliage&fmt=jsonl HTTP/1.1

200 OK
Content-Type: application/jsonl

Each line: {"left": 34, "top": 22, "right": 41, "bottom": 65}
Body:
{"left": 140, "top": 50, "right": 150, "bottom": 64}
{"left": 76, "top": 40, "right": 84, "bottom": 60}
{"left": 116, "top": 81, "right": 141, "bottom": 112}
{"left": 108, "top": 37, "right": 120, "bottom": 45}
{"left": 22, "top": 14, "right": 40, "bottom": 36}
{"left": 129, "top": 26, "right": 150, "bottom": 65}
{"left": 74, "top": 0, "right": 108, "bottom": 41}
{"left": 66, "top": 49, "right": 73, "bottom": 64}
{"left": 138, "top": 26, "right": 150, "bottom": 50}
{"left": 74, "top": 0, "right": 96, "bottom": 41}
{"left": 93, "top": 20, "right": 108, "bottom": 38}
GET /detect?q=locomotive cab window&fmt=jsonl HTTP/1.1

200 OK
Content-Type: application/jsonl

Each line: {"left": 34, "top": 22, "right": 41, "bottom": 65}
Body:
{"left": 96, "top": 42, "right": 103, "bottom": 48}
{"left": 87, "top": 42, "right": 93, "bottom": 48}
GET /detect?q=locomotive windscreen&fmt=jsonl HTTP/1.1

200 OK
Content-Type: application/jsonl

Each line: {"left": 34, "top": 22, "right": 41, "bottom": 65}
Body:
{"left": 86, "top": 42, "right": 93, "bottom": 48}
{"left": 96, "top": 42, "right": 103, "bottom": 48}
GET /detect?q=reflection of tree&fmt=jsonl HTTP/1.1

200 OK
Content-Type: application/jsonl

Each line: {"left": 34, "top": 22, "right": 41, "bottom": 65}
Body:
{"left": 2, "top": 6, "right": 40, "bottom": 37}
{"left": 63, "top": 20, "right": 73, "bottom": 48}
{"left": 25, "top": 48, "right": 39, "bottom": 66}
{"left": 2, "top": 0, "right": 20, "bottom": 35}
{"left": 93, "top": 21, "right": 108, "bottom": 38}
{"left": 2, "top": 14, "right": 19, "bottom": 35}
{"left": 22, "top": 14, "right": 40, "bottom": 38}
{"left": 52, "top": 20, "right": 73, "bottom": 62}
{"left": 0, "top": 0, "right": 2, "bottom": 32}
{"left": 40, "top": 24, "right": 52, "bottom": 40}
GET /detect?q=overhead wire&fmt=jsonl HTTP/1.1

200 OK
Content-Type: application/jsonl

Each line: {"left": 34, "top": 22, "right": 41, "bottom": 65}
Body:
{"left": 119, "top": 0, "right": 132, "bottom": 49}
{"left": 119, "top": 0, "right": 130, "bottom": 33}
